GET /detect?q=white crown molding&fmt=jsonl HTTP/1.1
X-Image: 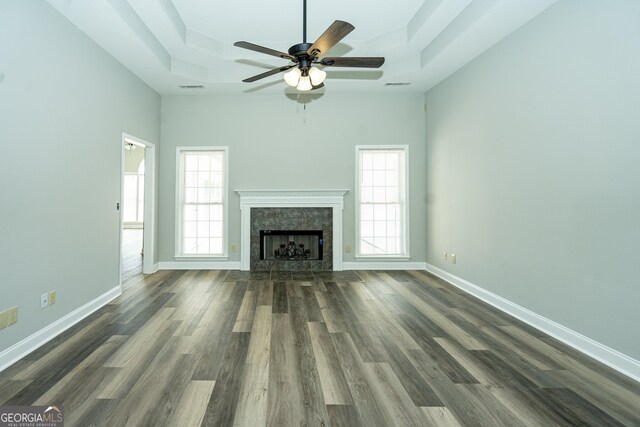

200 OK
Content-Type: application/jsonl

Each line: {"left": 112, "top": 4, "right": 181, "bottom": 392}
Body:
{"left": 235, "top": 189, "right": 349, "bottom": 200}
{"left": 0, "top": 286, "right": 121, "bottom": 373}
{"left": 424, "top": 263, "right": 640, "bottom": 383}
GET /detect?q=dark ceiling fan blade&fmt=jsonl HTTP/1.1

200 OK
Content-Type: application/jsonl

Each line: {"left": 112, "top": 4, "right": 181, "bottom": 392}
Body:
{"left": 307, "top": 20, "right": 355, "bottom": 58}
{"left": 234, "top": 41, "right": 295, "bottom": 61}
{"left": 311, "top": 83, "right": 325, "bottom": 90}
{"left": 321, "top": 57, "right": 385, "bottom": 68}
{"left": 242, "top": 65, "right": 296, "bottom": 83}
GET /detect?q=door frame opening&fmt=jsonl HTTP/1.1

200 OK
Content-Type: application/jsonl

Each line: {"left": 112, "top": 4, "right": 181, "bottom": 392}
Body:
{"left": 120, "top": 132, "right": 156, "bottom": 288}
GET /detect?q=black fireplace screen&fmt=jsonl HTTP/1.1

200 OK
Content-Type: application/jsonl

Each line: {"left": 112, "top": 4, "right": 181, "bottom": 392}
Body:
{"left": 260, "top": 230, "right": 323, "bottom": 261}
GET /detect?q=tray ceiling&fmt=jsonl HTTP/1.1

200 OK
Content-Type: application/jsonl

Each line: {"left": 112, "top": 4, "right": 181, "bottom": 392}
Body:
{"left": 46, "top": 0, "right": 557, "bottom": 95}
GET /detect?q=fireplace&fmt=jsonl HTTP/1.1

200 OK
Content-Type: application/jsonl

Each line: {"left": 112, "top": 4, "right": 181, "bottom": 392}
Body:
{"left": 250, "top": 208, "right": 331, "bottom": 271}
{"left": 235, "top": 190, "right": 348, "bottom": 271}
{"left": 260, "top": 230, "right": 323, "bottom": 261}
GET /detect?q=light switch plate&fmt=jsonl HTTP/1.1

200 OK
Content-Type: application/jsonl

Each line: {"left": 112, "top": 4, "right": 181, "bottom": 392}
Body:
{"left": 41, "top": 293, "right": 49, "bottom": 309}
{"left": 49, "top": 290, "right": 57, "bottom": 305}
{"left": 0, "top": 311, "right": 8, "bottom": 329}
{"left": 8, "top": 306, "right": 18, "bottom": 325}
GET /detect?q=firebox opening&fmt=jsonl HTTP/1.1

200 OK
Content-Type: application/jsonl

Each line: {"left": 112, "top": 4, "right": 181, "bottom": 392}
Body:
{"left": 260, "top": 230, "right": 323, "bottom": 261}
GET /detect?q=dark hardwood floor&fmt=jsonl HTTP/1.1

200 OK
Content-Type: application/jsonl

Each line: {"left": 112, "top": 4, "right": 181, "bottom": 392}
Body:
{"left": 1, "top": 269, "right": 638, "bottom": 426}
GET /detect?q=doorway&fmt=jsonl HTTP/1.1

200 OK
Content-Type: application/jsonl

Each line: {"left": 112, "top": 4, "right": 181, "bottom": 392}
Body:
{"left": 120, "top": 133, "right": 156, "bottom": 289}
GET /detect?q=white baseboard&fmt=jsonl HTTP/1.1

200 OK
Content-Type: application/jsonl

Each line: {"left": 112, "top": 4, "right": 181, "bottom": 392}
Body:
{"left": 343, "top": 261, "right": 427, "bottom": 270}
{"left": 0, "top": 285, "right": 121, "bottom": 373}
{"left": 424, "top": 263, "right": 640, "bottom": 383}
{"left": 151, "top": 263, "right": 160, "bottom": 273}
{"left": 158, "top": 261, "right": 241, "bottom": 270}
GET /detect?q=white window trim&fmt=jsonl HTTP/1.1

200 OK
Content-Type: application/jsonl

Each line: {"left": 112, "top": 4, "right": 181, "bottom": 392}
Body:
{"left": 175, "top": 146, "right": 229, "bottom": 260}
{"left": 355, "top": 145, "right": 410, "bottom": 260}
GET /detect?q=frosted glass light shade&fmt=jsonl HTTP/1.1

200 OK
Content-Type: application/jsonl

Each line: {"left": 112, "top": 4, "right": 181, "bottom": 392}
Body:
{"left": 308, "top": 67, "right": 326, "bottom": 86}
{"left": 284, "top": 68, "right": 302, "bottom": 87}
{"left": 297, "top": 75, "right": 312, "bottom": 91}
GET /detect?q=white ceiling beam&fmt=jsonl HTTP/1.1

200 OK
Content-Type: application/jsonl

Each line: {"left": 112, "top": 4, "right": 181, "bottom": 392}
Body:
{"left": 107, "top": 0, "right": 171, "bottom": 69}
{"left": 420, "top": 0, "right": 498, "bottom": 67}
{"left": 159, "top": 0, "right": 186, "bottom": 44}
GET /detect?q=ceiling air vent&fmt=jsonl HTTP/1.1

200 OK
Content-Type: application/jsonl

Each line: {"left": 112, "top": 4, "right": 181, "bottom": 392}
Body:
{"left": 385, "top": 82, "right": 411, "bottom": 86}
{"left": 179, "top": 85, "right": 205, "bottom": 89}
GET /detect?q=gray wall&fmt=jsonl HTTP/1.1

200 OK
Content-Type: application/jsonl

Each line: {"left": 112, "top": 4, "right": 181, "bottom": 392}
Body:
{"left": 425, "top": 0, "right": 640, "bottom": 359}
{"left": 159, "top": 93, "right": 426, "bottom": 264}
{"left": 0, "top": 1, "right": 160, "bottom": 353}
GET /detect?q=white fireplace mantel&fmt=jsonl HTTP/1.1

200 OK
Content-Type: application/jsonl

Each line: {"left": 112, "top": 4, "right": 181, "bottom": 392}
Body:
{"left": 235, "top": 189, "right": 349, "bottom": 271}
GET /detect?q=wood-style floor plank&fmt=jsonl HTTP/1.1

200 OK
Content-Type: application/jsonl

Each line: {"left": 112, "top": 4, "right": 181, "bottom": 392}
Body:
{"left": 201, "top": 332, "right": 251, "bottom": 427}
{"left": 166, "top": 380, "right": 215, "bottom": 427}
{"left": 330, "top": 333, "right": 390, "bottom": 427}
{"left": 308, "top": 322, "right": 353, "bottom": 405}
{"left": 0, "top": 267, "right": 637, "bottom": 426}
{"left": 266, "top": 313, "right": 306, "bottom": 427}
{"left": 233, "top": 305, "right": 271, "bottom": 426}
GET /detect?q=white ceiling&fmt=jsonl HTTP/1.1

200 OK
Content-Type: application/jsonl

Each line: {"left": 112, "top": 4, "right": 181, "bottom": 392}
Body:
{"left": 46, "top": 0, "right": 557, "bottom": 95}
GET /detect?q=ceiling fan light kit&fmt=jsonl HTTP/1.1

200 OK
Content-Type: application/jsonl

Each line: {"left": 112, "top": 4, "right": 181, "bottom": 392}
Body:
{"left": 234, "top": 0, "right": 384, "bottom": 91}
{"left": 284, "top": 66, "right": 326, "bottom": 90}
{"left": 308, "top": 67, "right": 326, "bottom": 86}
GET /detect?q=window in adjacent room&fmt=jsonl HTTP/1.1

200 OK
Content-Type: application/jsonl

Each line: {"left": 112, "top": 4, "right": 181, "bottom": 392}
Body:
{"left": 176, "top": 147, "right": 228, "bottom": 257}
{"left": 123, "top": 159, "right": 144, "bottom": 226}
{"left": 356, "top": 146, "right": 409, "bottom": 258}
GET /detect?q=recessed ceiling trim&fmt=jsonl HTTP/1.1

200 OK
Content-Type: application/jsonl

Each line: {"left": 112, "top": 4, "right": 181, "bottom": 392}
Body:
{"left": 107, "top": 0, "right": 171, "bottom": 69}
{"left": 408, "top": 0, "right": 445, "bottom": 39}
{"left": 46, "top": 0, "right": 560, "bottom": 94}
{"left": 159, "top": 0, "right": 187, "bottom": 43}
{"left": 420, "top": 0, "right": 500, "bottom": 67}
{"left": 186, "top": 29, "right": 223, "bottom": 56}
{"left": 171, "top": 58, "right": 208, "bottom": 81}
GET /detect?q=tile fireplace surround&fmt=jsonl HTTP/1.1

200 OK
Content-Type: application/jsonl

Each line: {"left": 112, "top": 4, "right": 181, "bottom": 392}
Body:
{"left": 251, "top": 207, "right": 332, "bottom": 271}
{"left": 236, "top": 190, "right": 348, "bottom": 271}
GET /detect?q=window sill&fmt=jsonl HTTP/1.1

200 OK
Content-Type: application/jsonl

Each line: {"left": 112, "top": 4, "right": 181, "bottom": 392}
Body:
{"left": 174, "top": 255, "right": 229, "bottom": 261}
{"left": 354, "top": 255, "right": 411, "bottom": 261}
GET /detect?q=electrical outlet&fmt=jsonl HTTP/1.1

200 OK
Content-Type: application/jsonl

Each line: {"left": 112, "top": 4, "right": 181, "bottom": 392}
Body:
{"left": 8, "top": 306, "right": 18, "bottom": 325}
{"left": 451, "top": 253, "right": 457, "bottom": 264}
{"left": 41, "top": 293, "right": 49, "bottom": 309}
{"left": 231, "top": 244, "right": 238, "bottom": 252}
{"left": 49, "top": 290, "right": 57, "bottom": 305}
{"left": 345, "top": 244, "right": 352, "bottom": 253}
{"left": 444, "top": 251, "right": 448, "bottom": 260}
{"left": 0, "top": 310, "right": 8, "bottom": 330}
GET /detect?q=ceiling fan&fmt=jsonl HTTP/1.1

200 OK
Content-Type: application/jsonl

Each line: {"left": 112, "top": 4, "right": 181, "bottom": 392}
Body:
{"left": 234, "top": 0, "right": 385, "bottom": 91}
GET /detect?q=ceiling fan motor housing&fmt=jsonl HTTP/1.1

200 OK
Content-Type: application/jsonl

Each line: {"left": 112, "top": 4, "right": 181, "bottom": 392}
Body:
{"left": 288, "top": 43, "right": 314, "bottom": 69}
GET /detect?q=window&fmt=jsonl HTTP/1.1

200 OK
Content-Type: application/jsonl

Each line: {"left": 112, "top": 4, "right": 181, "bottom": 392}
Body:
{"left": 356, "top": 146, "right": 408, "bottom": 257}
{"left": 123, "top": 159, "right": 144, "bottom": 224}
{"left": 176, "top": 147, "right": 228, "bottom": 257}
